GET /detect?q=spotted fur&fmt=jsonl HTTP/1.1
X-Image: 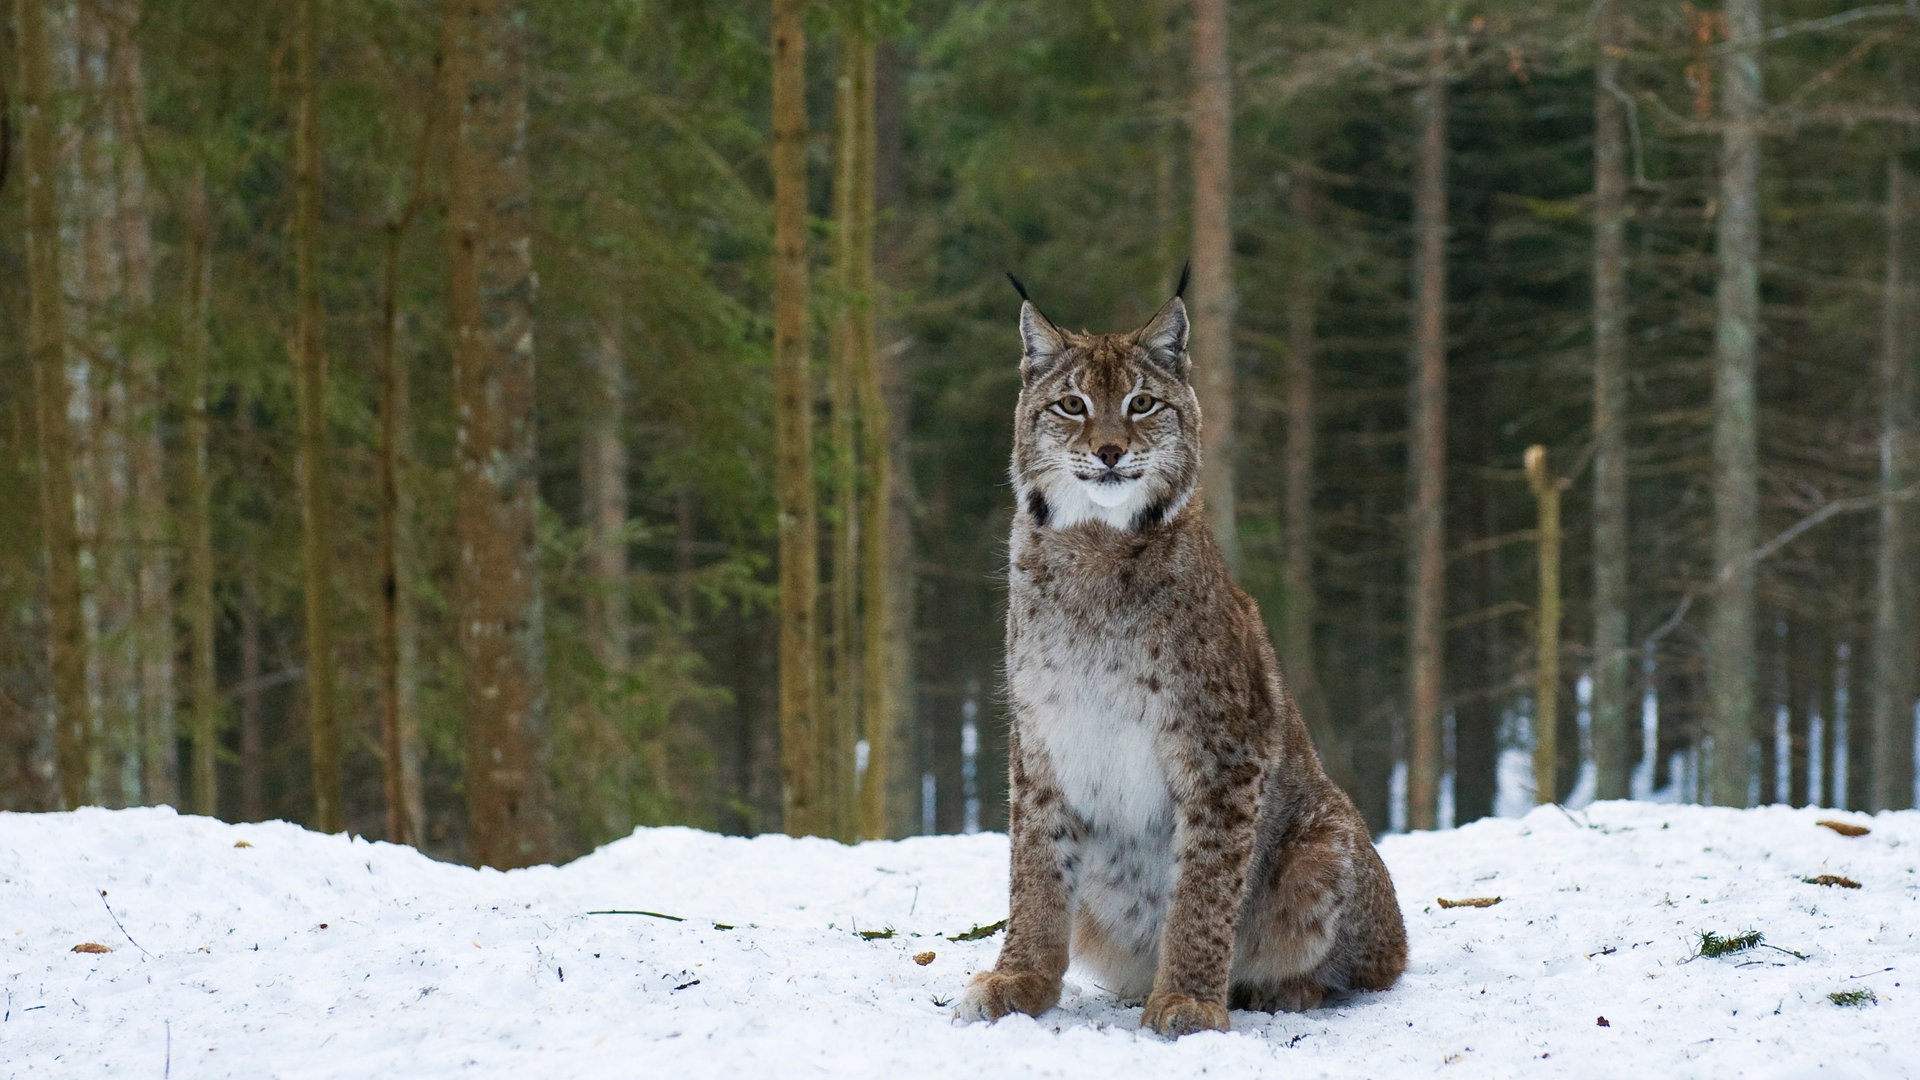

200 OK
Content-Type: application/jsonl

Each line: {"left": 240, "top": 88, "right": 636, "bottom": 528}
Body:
{"left": 954, "top": 288, "right": 1408, "bottom": 1038}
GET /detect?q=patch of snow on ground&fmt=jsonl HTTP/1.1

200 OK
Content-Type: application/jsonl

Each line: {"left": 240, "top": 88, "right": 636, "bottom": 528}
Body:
{"left": 3, "top": 802, "right": 1916, "bottom": 1078}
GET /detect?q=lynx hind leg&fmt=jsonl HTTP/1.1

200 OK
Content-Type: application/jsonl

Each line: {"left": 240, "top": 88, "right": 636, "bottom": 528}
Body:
{"left": 1338, "top": 839, "right": 1409, "bottom": 993}
{"left": 1230, "top": 975, "right": 1324, "bottom": 1014}
{"left": 1231, "top": 803, "right": 1404, "bottom": 1011}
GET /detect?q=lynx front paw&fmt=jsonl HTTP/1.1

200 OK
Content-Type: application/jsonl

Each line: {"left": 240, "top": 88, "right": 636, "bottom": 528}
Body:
{"left": 1140, "top": 991, "right": 1229, "bottom": 1037}
{"left": 953, "top": 970, "right": 1063, "bottom": 1023}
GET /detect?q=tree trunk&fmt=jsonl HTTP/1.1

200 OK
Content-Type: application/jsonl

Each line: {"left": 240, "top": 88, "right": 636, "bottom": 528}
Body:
{"left": 19, "top": 0, "right": 92, "bottom": 809}
{"left": 1786, "top": 615, "right": 1811, "bottom": 806}
{"left": 1812, "top": 614, "right": 1843, "bottom": 799}
{"left": 583, "top": 326, "right": 630, "bottom": 673}
{"left": 1406, "top": 27, "right": 1449, "bottom": 830}
{"left": 772, "top": 0, "right": 823, "bottom": 838}
{"left": 447, "top": 0, "right": 554, "bottom": 867}
{"left": 377, "top": 83, "right": 437, "bottom": 847}
{"left": 827, "top": 28, "right": 863, "bottom": 841}
{"left": 1449, "top": 380, "right": 1499, "bottom": 825}
{"left": 74, "top": 2, "right": 135, "bottom": 807}
{"left": 377, "top": 216, "right": 415, "bottom": 847}
{"left": 1845, "top": 628, "right": 1871, "bottom": 810}
{"left": 1870, "top": 139, "right": 1918, "bottom": 812}
{"left": 1190, "top": 0, "right": 1238, "bottom": 571}
{"left": 1527, "top": 447, "right": 1563, "bottom": 805}
{"left": 1590, "top": 0, "right": 1633, "bottom": 802}
{"left": 841, "top": 24, "right": 893, "bottom": 843}
{"left": 240, "top": 531, "right": 265, "bottom": 820}
{"left": 103, "top": 5, "right": 175, "bottom": 808}
{"left": 65, "top": 2, "right": 144, "bottom": 807}
{"left": 182, "top": 171, "right": 220, "bottom": 818}
{"left": 874, "top": 39, "right": 915, "bottom": 839}
{"left": 1708, "top": 0, "right": 1763, "bottom": 808}
{"left": 292, "top": 0, "right": 341, "bottom": 832}
{"left": 1282, "top": 173, "right": 1344, "bottom": 791}
{"left": 1757, "top": 615, "right": 1780, "bottom": 805}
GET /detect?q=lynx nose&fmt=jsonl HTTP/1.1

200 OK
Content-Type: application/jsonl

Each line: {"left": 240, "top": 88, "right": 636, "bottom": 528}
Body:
{"left": 1096, "top": 444, "right": 1126, "bottom": 468}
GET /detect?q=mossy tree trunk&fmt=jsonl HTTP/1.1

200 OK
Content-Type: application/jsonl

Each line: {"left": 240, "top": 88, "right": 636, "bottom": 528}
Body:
{"left": 19, "top": 0, "right": 92, "bottom": 809}
{"left": 293, "top": 0, "right": 342, "bottom": 832}
{"left": 447, "top": 0, "right": 554, "bottom": 867}
{"left": 772, "top": 0, "right": 823, "bottom": 839}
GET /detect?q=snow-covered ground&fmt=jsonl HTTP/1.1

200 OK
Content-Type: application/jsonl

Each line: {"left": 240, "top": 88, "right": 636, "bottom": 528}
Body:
{"left": 3, "top": 802, "right": 1915, "bottom": 1079}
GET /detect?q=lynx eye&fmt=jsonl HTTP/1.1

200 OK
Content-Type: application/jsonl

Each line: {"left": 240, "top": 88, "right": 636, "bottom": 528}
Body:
{"left": 1127, "top": 394, "right": 1159, "bottom": 416}
{"left": 1053, "top": 397, "right": 1087, "bottom": 417}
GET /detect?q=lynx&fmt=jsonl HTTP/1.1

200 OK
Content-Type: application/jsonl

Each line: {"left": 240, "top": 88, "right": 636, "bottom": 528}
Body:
{"left": 954, "top": 276, "right": 1407, "bottom": 1038}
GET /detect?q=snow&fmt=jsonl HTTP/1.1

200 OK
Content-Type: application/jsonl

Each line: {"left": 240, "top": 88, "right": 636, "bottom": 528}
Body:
{"left": 4, "top": 802, "right": 1917, "bottom": 1079}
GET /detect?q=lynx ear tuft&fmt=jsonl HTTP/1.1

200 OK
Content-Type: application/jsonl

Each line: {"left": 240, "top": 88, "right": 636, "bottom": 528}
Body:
{"left": 1019, "top": 300, "right": 1069, "bottom": 382}
{"left": 1006, "top": 271, "right": 1034, "bottom": 303}
{"left": 1133, "top": 295, "right": 1190, "bottom": 377}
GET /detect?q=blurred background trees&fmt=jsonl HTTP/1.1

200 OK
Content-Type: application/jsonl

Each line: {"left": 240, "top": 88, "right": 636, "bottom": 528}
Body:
{"left": 3, "top": 0, "right": 1917, "bottom": 863}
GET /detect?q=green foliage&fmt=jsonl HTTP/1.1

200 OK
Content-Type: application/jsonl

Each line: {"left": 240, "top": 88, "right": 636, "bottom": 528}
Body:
{"left": 1695, "top": 930, "right": 1766, "bottom": 958}
{"left": 7, "top": 0, "right": 1917, "bottom": 846}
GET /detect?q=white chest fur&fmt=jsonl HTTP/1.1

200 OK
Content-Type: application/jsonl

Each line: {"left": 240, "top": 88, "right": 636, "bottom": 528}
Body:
{"left": 1019, "top": 646, "right": 1171, "bottom": 836}
{"left": 1018, "top": 640, "right": 1177, "bottom": 968}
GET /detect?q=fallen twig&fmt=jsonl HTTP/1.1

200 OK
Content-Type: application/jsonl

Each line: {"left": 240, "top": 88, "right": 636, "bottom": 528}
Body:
{"left": 99, "top": 890, "right": 152, "bottom": 959}
{"left": 586, "top": 909, "right": 683, "bottom": 921}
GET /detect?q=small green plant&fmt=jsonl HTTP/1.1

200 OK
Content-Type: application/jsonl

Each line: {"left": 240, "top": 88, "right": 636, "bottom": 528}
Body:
{"left": 947, "top": 919, "right": 1009, "bottom": 942}
{"left": 857, "top": 926, "right": 896, "bottom": 941}
{"left": 1695, "top": 930, "right": 1765, "bottom": 958}
{"left": 1690, "top": 929, "right": 1808, "bottom": 961}
{"left": 1828, "top": 989, "right": 1877, "bottom": 1007}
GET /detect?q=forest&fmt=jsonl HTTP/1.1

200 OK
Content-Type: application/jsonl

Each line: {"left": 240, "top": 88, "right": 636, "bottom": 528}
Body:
{"left": 1, "top": 0, "right": 1916, "bottom": 868}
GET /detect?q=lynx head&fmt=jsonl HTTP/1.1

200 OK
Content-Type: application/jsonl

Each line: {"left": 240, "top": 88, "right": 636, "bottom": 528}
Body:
{"left": 1008, "top": 276, "right": 1201, "bottom": 534}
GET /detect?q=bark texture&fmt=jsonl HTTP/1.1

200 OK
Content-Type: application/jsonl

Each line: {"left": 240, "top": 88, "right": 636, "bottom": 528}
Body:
{"left": 1189, "top": 0, "right": 1238, "bottom": 571}
{"left": 447, "top": 0, "right": 554, "bottom": 867}
{"left": 1527, "top": 447, "right": 1564, "bottom": 804}
{"left": 842, "top": 27, "right": 895, "bottom": 843}
{"left": 1590, "top": 0, "right": 1633, "bottom": 801}
{"left": 1708, "top": 0, "right": 1763, "bottom": 807}
{"left": 19, "top": 0, "right": 92, "bottom": 809}
{"left": 1406, "top": 29, "right": 1449, "bottom": 830}
{"left": 1870, "top": 144, "right": 1918, "bottom": 811}
{"left": 107, "top": 7, "right": 174, "bottom": 807}
{"left": 827, "top": 33, "right": 862, "bottom": 839}
{"left": 182, "top": 172, "right": 220, "bottom": 817}
{"left": 293, "top": 0, "right": 342, "bottom": 831}
{"left": 1282, "top": 174, "right": 1342, "bottom": 790}
{"left": 772, "top": 0, "right": 824, "bottom": 838}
